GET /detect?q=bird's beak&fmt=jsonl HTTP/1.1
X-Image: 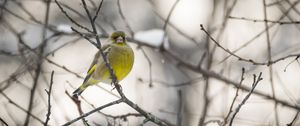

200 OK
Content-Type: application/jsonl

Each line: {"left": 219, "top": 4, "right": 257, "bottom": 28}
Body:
{"left": 116, "top": 36, "right": 124, "bottom": 43}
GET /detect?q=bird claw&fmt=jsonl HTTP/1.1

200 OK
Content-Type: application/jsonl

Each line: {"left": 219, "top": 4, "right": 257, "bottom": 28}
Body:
{"left": 111, "top": 83, "right": 122, "bottom": 91}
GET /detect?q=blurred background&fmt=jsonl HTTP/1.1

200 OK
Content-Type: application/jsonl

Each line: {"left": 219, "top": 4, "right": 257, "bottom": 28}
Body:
{"left": 0, "top": 0, "right": 300, "bottom": 125}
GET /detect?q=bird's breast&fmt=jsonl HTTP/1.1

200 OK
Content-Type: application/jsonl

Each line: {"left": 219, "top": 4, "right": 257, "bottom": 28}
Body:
{"left": 108, "top": 45, "right": 134, "bottom": 81}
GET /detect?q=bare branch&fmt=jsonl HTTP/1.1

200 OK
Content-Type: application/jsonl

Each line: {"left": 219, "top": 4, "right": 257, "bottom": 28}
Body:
{"left": 140, "top": 48, "right": 153, "bottom": 87}
{"left": 161, "top": 0, "right": 180, "bottom": 50}
{"left": 229, "top": 72, "right": 263, "bottom": 125}
{"left": 229, "top": 16, "right": 300, "bottom": 24}
{"left": 223, "top": 68, "right": 245, "bottom": 126}
{"left": 139, "top": 76, "right": 203, "bottom": 88}
{"left": 287, "top": 111, "right": 299, "bottom": 126}
{"left": 54, "top": 0, "right": 93, "bottom": 33}
{"left": 117, "top": 0, "right": 134, "bottom": 36}
{"left": 92, "top": 0, "right": 104, "bottom": 23}
{"left": 65, "top": 91, "right": 90, "bottom": 126}
{"left": 44, "top": 71, "right": 55, "bottom": 126}
{"left": 62, "top": 99, "right": 124, "bottom": 126}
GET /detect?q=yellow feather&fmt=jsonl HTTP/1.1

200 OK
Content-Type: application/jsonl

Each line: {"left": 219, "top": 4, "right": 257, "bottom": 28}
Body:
{"left": 87, "top": 64, "right": 96, "bottom": 75}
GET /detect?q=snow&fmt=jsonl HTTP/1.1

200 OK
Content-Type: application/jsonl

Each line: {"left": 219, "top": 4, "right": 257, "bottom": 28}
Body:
{"left": 56, "top": 24, "right": 73, "bottom": 34}
{"left": 134, "top": 29, "right": 170, "bottom": 49}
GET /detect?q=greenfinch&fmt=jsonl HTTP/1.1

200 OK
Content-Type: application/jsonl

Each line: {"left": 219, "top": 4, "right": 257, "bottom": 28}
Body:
{"left": 73, "top": 31, "right": 134, "bottom": 97}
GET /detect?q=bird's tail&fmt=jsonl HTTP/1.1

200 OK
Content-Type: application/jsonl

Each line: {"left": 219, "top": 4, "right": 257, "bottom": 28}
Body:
{"left": 73, "top": 77, "right": 98, "bottom": 97}
{"left": 72, "top": 84, "right": 87, "bottom": 97}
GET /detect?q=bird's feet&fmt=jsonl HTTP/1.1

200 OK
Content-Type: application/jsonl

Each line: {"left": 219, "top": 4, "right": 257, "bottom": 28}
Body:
{"left": 111, "top": 83, "right": 122, "bottom": 91}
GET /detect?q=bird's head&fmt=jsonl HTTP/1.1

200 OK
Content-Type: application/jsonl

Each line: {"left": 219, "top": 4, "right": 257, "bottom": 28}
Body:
{"left": 110, "top": 31, "right": 127, "bottom": 45}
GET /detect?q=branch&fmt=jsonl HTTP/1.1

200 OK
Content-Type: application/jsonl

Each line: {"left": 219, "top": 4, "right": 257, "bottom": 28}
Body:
{"left": 229, "top": 72, "right": 263, "bottom": 125}
{"left": 139, "top": 76, "right": 204, "bottom": 88}
{"left": 92, "top": 0, "right": 104, "bottom": 23}
{"left": 145, "top": 0, "right": 200, "bottom": 47}
{"left": 228, "top": 16, "right": 300, "bottom": 24}
{"left": 44, "top": 71, "right": 54, "bottom": 126}
{"left": 71, "top": 27, "right": 99, "bottom": 49}
{"left": 62, "top": 99, "right": 124, "bottom": 126}
{"left": 161, "top": 0, "right": 180, "bottom": 50}
{"left": 105, "top": 113, "right": 143, "bottom": 120}
{"left": 223, "top": 68, "right": 245, "bottom": 126}
{"left": 117, "top": 0, "right": 134, "bottom": 36}
{"left": 45, "top": 58, "right": 83, "bottom": 79}
{"left": 140, "top": 48, "right": 153, "bottom": 87}
{"left": 65, "top": 91, "right": 90, "bottom": 126}
{"left": 287, "top": 111, "right": 299, "bottom": 126}
{"left": 54, "top": 0, "right": 93, "bottom": 33}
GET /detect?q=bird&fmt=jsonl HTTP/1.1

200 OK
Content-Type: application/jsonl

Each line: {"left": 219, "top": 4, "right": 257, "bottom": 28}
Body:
{"left": 73, "top": 31, "right": 134, "bottom": 97}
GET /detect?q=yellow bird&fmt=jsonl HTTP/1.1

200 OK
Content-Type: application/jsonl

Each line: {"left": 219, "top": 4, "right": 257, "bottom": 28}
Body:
{"left": 73, "top": 31, "right": 134, "bottom": 97}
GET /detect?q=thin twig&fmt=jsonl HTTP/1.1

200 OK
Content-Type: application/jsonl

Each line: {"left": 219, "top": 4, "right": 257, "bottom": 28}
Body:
{"left": 117, "top": 0, "right": 134, "bottom": 36}
{"left": 209, "top": 0, "right": 238, "bottom": 68}
{"left": 92, "top": 0, "right": 104, "bottom": 23}
{"left": 44, "top": 71, "right": 55, "bottom": 126}
{"left": 161, "top": 0, "right": 180, "bottom": 49}
{"left": 58, "top": 2, "right": 106, "bottom": 34}
{"left": 71, "top": 27, "right": 99, "bottom": 48}
{"left": 140, "top": 48, "right": 153, "bottom": 87}
{"left": 228, "top": 16, "right": 300, "bottom": 24}
{"left": 223, "top": 68, "right": 245, "bottom": 126}
{"left": 287, "top": 111, "right": 299, "bottom": 126}
{"left": 198, "top": 26, "right": 212, "bottom": 126}
{"left": 146, "top": 2, "right": 200, "bottom": 47}
{"left": 106, "top": 113, "right": 143, "bottom": 120}
{"left": 62, "top": 99, "right": 124, "bottom": 126}
{"left": 65, "top": 91, "right": 90, "bottom": 126}
{"left": 284, "top": 56, "right": 300, "bottom": 72}
{"left": 276, "top": 0, "right": 300, "bottom": 32}
{"left": 140, "top": 77, "right": 203, "bottom": 88}
{"left": 54, "top": 0, "right": 93, "bottom": 33}
{"left": 229, "top": 72, "right": 263, "bottom": 126}
{"left": 198, "top": 77, "right": 210, "bottom": 126}
{"left": 45, "top": 58, "right": 83, "bottom": 79}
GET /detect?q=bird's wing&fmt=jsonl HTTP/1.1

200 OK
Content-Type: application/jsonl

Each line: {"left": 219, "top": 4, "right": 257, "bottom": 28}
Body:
{"left": 83, "top": 44, "right": 111, "bottom": 83}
